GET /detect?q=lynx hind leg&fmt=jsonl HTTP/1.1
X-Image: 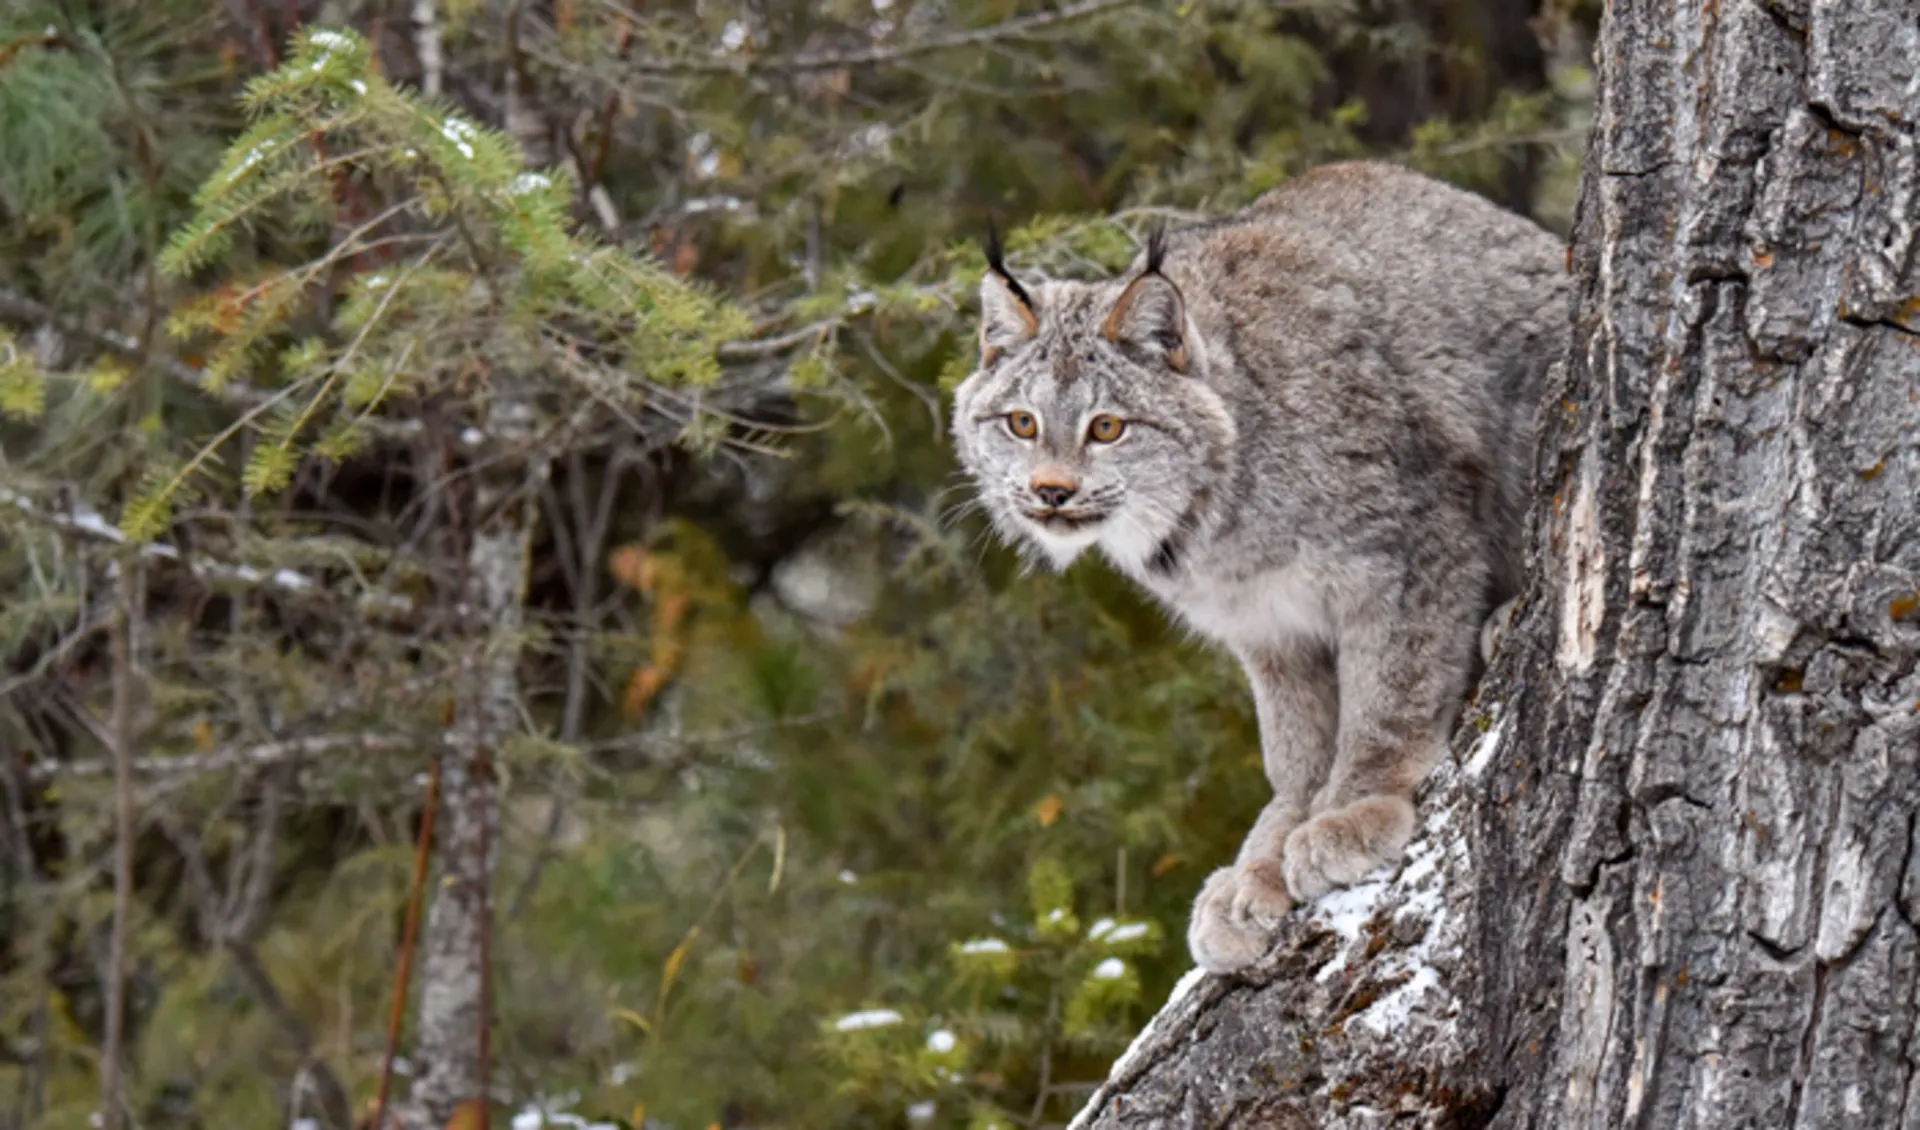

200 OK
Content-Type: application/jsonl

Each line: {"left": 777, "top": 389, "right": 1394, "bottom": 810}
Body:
{"left": 1284, "top": 575, "right": 1481, "bottom": 903}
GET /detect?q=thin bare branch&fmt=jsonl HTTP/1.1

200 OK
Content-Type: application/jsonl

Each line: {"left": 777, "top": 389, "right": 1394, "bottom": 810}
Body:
{"left": 33, "top": 732, "right": 416, "bottom": 782}
{"left": 222, "top": 772, "right": 284, "bottom": 940}
{"left": 508, "top": 447, "right": 629, "bottom": 920}
{"left": 714, "top": 318, "right": 842, "bottom": 362}
{"left": 615, "top": 0, "right": 1142, "bottom": 77}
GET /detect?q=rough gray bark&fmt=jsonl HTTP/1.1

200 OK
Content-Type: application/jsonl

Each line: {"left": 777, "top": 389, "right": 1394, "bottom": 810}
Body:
{"left": 1071, "top": 0, "right": 1920, "bottom": 1126}
{"left": 403, "top": 392, "right": 546, "bottom": 1129}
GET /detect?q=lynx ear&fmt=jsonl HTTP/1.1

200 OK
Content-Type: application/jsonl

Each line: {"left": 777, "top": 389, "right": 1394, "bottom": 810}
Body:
{"left": 978, "top": 224, "right": 1038, "bottom": 366}
{"left": 1100, "top": 227, "right": 1189, "bottom": 373}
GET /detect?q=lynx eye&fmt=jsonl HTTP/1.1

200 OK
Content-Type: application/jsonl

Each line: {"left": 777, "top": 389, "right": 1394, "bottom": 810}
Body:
{"left": 1006, "top": 411, "right": 1039, "bottom": 439}
{"left": 1087, "top": 414, "right": 1126, "bottom": 443}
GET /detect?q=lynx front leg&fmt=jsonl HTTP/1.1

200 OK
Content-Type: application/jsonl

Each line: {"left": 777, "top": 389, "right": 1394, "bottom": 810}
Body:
{"left": 1188, "top": 643, "right": 1338, "bottom": 974}
{"left": 1282, "top": 582, "right": 1481, "bottom": 902}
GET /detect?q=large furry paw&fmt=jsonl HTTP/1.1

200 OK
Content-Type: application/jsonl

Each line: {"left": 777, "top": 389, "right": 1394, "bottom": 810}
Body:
{"left": 1187, "top": 860, "right": 1295, "bottom": 974}
{"left": 1282, "top": 796, "right": 1416, "bottom": 902}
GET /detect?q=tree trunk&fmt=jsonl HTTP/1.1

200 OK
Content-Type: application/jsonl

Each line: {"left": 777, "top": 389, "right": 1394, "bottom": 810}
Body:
{"left": 404, "top": 392, "right": 546, "bottom": 1129}
{"left": 1071, "top": 0, "right": 1920, "bottom": 1126}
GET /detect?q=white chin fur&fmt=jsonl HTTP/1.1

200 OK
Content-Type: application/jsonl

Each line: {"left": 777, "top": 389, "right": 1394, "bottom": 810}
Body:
{"left": 1025, "top": 522, "right": 1099, "bottom": 572}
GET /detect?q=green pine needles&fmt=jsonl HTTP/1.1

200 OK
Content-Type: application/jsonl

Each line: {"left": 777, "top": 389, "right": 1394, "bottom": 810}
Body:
{"left": 136, "top": 26, "right": 754, "bottom": 543}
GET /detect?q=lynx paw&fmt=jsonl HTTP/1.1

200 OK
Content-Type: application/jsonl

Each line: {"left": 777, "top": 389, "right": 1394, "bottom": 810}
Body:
{"left": 1187, "top": 860, "right": 1295, "bottom": 974}
{"left": 1282, "top": 796, "right": 1416, "bottom": 902}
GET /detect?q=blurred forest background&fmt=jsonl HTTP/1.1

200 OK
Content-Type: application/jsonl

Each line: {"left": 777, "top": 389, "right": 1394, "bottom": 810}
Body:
{"left": 0, "top": 1, "right": 1597, "bottom": 1127}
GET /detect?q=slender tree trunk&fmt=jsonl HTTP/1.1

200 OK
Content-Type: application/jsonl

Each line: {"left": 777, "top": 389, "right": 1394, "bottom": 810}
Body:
{"left": 1070, "top": 0, "right": 1920, "bottom": 1125}
{"left": 405, "top": 392, "right": 545, "bottom": 1129}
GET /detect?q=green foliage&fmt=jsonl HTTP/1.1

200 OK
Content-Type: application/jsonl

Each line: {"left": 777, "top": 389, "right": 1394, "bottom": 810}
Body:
{"left": 0, "top": 330, "right": 46, "bottom": 420}
{"left": 143, "top": 25, "right": 758, "bottom": 530}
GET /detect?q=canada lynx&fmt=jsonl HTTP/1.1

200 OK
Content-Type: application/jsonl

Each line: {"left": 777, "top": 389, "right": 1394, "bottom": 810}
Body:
{"left": 951, "top": 162, "right": 1566, "bottom": 973}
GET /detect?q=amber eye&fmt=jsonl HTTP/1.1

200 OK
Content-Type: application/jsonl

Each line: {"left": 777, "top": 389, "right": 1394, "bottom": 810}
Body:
{"left": 1087, "top": 414, "right": 1126, "bottom": 443}
{"left": 1007, "top": 411, "right": 1039, "bottom": 439}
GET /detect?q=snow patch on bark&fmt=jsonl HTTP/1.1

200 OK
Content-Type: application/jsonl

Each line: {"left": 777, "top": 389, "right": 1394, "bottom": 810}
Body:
{"left": 1352, "top": 964, "right": 1442, "bottom": 1035}
{"left": 1311, "top": 873, "right": 1393, "bottom": 944}
{"left": 1334, "top": 818, "right": 1458, "bottom": 1038}
{"left": 1464, "top": 711, "right": 1508, "bottom": 778}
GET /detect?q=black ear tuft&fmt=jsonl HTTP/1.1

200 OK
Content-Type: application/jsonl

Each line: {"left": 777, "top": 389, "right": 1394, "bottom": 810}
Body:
{"left": 1144, "top": 223, "right": 1170, "bottom": 276}
{"left": 983, "top": 221, "right": 1035, "bottom": 310}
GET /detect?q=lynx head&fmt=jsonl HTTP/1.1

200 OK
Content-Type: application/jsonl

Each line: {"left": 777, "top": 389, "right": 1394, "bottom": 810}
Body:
{"left": 950, "top": 227, "right": 1237, "bottom": 573}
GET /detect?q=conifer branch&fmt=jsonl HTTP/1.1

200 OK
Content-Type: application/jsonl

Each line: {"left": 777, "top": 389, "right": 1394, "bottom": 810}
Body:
{"left": 0, "top": 286, "right": 430, "bottom": 442}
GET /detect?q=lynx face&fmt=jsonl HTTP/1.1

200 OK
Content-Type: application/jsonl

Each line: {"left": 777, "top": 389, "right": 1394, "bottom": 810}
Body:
{"left": 951, "top": 238, "right": 1236, "bottom": 574}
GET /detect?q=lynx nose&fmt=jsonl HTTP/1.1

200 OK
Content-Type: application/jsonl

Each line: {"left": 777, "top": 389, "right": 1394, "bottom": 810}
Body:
{"left": 1031, "top": 480, "right": 1078, "bottom": 508}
